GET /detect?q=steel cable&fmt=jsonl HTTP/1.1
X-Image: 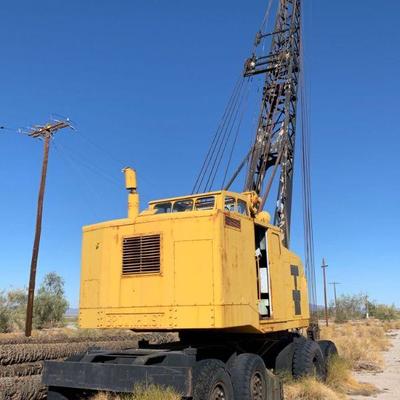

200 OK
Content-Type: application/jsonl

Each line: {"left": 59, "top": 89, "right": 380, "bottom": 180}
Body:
{"left": 192, "top": 0, "right": 276, "bottom": 194}
{"left": 197, "top": 77, "right": 246, "bottom": 192}
{"left": 299, "top": 17, "right": 318, "bottom": 314}
{"left": 205, "top": 78, "right": 250, "bottom": 191}
{"left": 221, "top": 79, "right": 252, "bottom": 189}
{"left": 192, "top": 75, "right": 244, "bottom": 193}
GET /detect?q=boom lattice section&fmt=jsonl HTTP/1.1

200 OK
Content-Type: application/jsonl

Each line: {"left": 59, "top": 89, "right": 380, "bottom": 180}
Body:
{"left": 244, "top": 0, "right": 301, "bottom": 247}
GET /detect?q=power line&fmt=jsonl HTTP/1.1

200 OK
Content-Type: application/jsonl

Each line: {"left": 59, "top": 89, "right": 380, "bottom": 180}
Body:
{"left": 52, "top": 142, "right": 101, "bottom": 221}
{"left": 55, "top": 140, "right": 121, "bottom": 188}
{"left": 0, "top": 125, "right": 23, "bottom": 134}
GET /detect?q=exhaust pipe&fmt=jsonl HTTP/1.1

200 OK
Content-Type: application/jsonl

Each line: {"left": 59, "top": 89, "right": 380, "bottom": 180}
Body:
{"left": 123, "top": 167, "right": 139, "bottom": 219}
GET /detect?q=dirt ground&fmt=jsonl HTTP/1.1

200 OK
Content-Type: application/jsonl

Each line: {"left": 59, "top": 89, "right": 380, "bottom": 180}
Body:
{"left": 351, "top": 330, "right": 400, "bottom": 400}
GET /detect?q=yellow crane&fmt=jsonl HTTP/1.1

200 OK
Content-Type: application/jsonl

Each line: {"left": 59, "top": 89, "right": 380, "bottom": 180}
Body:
{"left": 44, "top": 1, "right": 337, "bottom": 399}
{"left": 79, "top": 175, "right": 310, "bottom": 334}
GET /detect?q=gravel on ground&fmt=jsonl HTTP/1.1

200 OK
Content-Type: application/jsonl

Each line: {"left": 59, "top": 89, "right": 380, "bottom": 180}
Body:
{"left": 351, "top": 330, "right": 400, "bottom": 400}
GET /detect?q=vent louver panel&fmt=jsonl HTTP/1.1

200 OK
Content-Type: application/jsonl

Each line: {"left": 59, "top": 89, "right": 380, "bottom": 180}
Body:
{"left": 122, "top": 234, "right": 161, "bottom": 275}
{"left": 224, "top": 215, "right": 241, "bottom": 230}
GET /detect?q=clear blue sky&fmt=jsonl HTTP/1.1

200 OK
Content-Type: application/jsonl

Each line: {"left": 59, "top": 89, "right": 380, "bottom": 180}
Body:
{"left": 0, "top": 0, "right": 399, "bottom": 308}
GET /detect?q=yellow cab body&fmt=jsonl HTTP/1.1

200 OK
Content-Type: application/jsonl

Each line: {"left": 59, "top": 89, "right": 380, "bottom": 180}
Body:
{"left": 79, "top": 190, "right": 310, "bottom": 334}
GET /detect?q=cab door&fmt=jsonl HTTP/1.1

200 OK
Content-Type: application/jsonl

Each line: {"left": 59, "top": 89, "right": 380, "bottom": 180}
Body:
{"left": 255, "top": 225, "right": 271, "bottom": 318}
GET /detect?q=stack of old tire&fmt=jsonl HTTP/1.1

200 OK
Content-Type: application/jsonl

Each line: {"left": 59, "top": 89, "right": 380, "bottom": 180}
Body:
{"left": 0, "top": 331, "right": 146, "bottom": 400}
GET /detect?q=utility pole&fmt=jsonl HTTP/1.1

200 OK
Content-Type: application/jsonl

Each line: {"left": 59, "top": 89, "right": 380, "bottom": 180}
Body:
{"left": 321, "top": 258, "right": 329, "bottom": 326}
{"left": 329, "top": 281, "right": 341, "bottom": 314}
{"left": 25, "top": 119, "right": 72, "bottom": 337}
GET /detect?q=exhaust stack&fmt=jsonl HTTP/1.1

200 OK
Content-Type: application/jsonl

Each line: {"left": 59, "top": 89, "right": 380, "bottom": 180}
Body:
{"left": 123, "top": 167, "right": 139, "bottom": 219}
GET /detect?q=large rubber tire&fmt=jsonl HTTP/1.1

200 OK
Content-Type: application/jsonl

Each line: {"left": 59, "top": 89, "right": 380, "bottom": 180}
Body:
{"left": 318, "top": 340, "right": 338, "bottom": 361}
{"left": 292, "top": 339, "right": 326, "bottom": 380}
{"left": 229, "top": 353, "right": 268, "bottom": 400}
{"left": 193, "top": 359, "right": 234, "bottom": 400}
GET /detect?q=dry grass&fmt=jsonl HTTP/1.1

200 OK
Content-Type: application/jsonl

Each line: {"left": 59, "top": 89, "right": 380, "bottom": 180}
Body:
{"left": 326, "top": 355, "right": 378, "bottom": 396}
{"left": 284, "top": 376, "right": 342, "bottom": 400}
{"left": 382, "top": 319, "right": 400, "bottom": 331}
{"left": 92, "top": 385, "right": 181, "bottom": 400}
{"left": 284, "top": 356, "right": 379, "bottom": 400}
{"left": 284, "top": 320, "right": 392, "bottom": 399}
{"left": 321, "top": 320, "right": 390, "bottom": 371}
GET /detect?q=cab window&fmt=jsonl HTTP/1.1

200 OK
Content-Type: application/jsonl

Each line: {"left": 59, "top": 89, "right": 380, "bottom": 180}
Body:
{"left": 195, "top": 196, "right": 215, "bottom": 210}
{"left": 172, "top": 200, "right": 193, "bottom": 212}
{"left": 154, "top": 202, "right": 172, "bottom": 214}
{"left": 224, "top": 196, "right": 236, "bottom": 212}
{"left": 237, "top": 199, "right": 248, "bottom": 216}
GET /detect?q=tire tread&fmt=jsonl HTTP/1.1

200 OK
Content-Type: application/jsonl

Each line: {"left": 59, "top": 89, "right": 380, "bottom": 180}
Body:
{"left": 193, "top": 359, "right": 233, "bottom": 400}
{"left": 230, "top": 353, "right": 267, "bottom": 400}
{"left": 292, "top": 339, "right": 326, "bottom": 380}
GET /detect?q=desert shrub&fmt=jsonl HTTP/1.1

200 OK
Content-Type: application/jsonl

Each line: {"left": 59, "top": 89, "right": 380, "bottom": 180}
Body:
{"left": 7, "top": 288, "right": 27, "bottom": 330}
{"left": 0, "top": 289, "right": 27, "bottom": 332}
{"left": 331, "top": 293, "right": 399, "bottom": 323}
{"left": 0, "top": 291, "right": 13, "bottom": 333}
{"left": 332, "top": 294, "right": 367, "bottom": 322}
{"left": 33, "top": 272, "right": 69, "bottom": 329}
{"left": 0, "top": 273, "right": 69, "bottom": 332}
{"left": 368, "top": 302, "right": 399, "bottom": 321}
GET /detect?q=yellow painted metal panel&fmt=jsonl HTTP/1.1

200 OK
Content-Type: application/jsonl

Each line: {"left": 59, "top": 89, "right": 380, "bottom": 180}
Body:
{"left": 173, "top": 240, "right": 214, "bottom": 306}
{"left": 79, "top": 191, "right": 310, "bottom": 333}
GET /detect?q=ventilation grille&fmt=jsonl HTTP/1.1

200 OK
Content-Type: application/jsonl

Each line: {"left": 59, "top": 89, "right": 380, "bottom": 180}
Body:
{"left": 225, "top": 215, "right": 241, "bottom": 230}
{"left": 122, "top": 234, "right": 161, "bottom": 275}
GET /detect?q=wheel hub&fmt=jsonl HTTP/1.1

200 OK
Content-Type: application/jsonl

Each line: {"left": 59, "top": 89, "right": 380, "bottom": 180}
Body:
{"left": 211, "top": 383, "right": 227, "bottom": 400}
{"left": 251, "top": 372, "right": 264, "bottom": 400}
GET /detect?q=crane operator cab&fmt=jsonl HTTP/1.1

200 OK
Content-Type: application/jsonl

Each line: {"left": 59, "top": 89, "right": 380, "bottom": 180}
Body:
{"left": 78, "top": 168, "right": 310, "bottom": 335}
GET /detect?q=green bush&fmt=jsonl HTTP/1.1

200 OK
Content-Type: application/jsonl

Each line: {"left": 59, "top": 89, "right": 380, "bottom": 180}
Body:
{"left": 332, "top": 294, "right": 367, "bottom": 323}
{"left": 0, "top": 289, "right": 27, "bottom": 332}
{"left": 0, "top": 291, "right": 13, "bottom": 333}
{"left": 0, "top": 273, "right": 69, "bottom": 332}
{"left": 7, "top": 288, "right": 28, "bottom": 330}
{"left": 368, "top": 303, "right": 399, "bottom": 321}
{"left": 34, "top": 272, "right": 69, "bottom": 329}
{"left": 330, "top": 293, "right": 400, "bottom": 322}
